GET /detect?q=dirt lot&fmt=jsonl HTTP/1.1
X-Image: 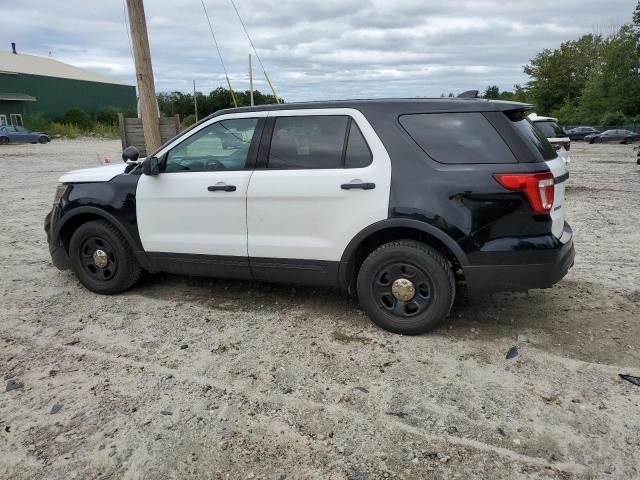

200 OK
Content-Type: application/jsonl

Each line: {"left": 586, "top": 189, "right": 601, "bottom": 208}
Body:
{"left": 1, "top": 139, "right": 639, "bottom": 479}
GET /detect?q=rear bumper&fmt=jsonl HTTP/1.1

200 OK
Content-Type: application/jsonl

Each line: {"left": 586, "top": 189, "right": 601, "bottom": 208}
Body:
{"left": 463, "top": 223, "right": 574, "bottom": 296}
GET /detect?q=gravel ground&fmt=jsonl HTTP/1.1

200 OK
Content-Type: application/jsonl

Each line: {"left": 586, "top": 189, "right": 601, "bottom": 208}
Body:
{"left": 1, "top": 138, "right": 639, "bottom": 480}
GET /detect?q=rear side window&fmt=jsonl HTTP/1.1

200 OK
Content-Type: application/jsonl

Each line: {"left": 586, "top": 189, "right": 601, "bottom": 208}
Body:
{"left": 267, "top": 115, "right": 372, "bottom": 169}
{"left": 399, "top": 113, "right": 516, "bottom": 164}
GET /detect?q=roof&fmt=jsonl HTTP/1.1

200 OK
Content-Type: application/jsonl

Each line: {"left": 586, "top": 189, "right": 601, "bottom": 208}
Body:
{"left": 0, "top": 51, "right": 131, "bottom": 86}
{"left": 211, "top": 98, "right": 533, "bottom": 117}
{"left": 0, "top": 92, "right": 36, "bottom": 101}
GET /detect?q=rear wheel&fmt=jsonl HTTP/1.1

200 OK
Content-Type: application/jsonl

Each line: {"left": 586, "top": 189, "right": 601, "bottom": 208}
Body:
{"left": 0, "top": 137, "right": 8, "bottom": 145}
{"left": 38, "top": 136, "right": 48, "bottom": 144}
{"left": 356, "top": 240, "right": 455, "bottom": 335}
{"left": 69, "top": 220, "right": 141, "bottom": 294}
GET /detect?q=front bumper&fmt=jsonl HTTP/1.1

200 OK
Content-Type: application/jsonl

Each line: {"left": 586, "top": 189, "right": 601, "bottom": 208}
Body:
{"left": 463, "top": 223, "right": 575, "bottom": 296}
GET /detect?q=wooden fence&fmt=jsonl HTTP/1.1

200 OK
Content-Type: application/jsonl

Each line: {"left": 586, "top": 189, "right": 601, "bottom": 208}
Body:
{"left": 117, "top": 113, "right": 181, "bottom": 156}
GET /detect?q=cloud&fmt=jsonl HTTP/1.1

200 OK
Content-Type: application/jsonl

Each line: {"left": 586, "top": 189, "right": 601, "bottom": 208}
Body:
{"left": 1, "top": 0, "right": 634, "bottom": 101}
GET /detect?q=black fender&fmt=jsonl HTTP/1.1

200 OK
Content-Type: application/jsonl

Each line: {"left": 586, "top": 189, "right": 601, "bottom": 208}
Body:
{"left": 338, "top": 218, "right": 469, "bottom": 292}
{"left": 53, "top": 206, "right": 151, "bottom": 270}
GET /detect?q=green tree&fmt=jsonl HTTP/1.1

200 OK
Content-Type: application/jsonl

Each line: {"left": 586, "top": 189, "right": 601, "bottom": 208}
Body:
{"left": 482, "top": 85, "right": 500, "bottom": 99}
{"left": 524, "top": 34, "right": 603, "bottom": 114}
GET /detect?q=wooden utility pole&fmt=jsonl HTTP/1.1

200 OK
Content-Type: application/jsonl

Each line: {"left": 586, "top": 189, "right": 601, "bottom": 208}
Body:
{"left": 193, "top": 80, "right": 198, "bottom": 122}
{"left": 126, "top": 0, "right": 161, "bottom": 153}
{"left": 249, "top": 54, "right": 254, "bottom": 106}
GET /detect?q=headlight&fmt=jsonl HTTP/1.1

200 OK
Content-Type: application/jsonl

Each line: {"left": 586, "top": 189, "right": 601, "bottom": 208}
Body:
{"left": 54, "top": 183, "right": 68, "bottom": 203}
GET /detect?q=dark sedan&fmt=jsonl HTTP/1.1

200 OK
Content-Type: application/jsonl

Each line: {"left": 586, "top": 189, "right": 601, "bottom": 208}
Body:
{"left": 585, "top": 129, "right": 640, "bottom": 144}
{"left": 566, "top": 126, "right": 600, "bottom": 141}
{"left": 0, "top": 126, "right": 50, "bottom": 145}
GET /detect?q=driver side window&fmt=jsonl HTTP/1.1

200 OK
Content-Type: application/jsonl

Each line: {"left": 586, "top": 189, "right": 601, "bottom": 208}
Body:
{"left": 164, "top": 118, "right": 258, "bottom": 173}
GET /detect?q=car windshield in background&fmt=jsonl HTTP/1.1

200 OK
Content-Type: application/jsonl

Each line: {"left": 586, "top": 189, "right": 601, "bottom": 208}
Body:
{"left": 510, "top": 116, "right": 558, "bottom": 161}
{"left": 534, "top": 121, "right": 566, "bottom": 138}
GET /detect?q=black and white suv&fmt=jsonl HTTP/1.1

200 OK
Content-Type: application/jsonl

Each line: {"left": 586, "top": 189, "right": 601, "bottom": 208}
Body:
{"left": 45, "top": 99, "right": 574, "bottom": 335}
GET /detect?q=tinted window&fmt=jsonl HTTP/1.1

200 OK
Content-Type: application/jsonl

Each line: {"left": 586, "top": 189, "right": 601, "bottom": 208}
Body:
{"left": 510, "top": 116, "right": 557, "bottom": 161}
{"left": 534, "top": 121, "right": 565, "bottom": 138}
{"left": 268, "top": 116, "right": 348, "bottom": 169}
{"left": 399, "top": 113, "right": 516, "bottom": 164}
{"left": 164, "top": 118, "right": 258, "bottom": 172}
{"left": 345, "top": 121, "right": 372, "bottom": 168}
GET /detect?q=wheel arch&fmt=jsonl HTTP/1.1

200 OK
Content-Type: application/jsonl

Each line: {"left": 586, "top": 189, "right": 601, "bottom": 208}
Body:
{"left": 55, "top": 207, "right": 150, "bottom": 270}
{"left": 338, "top": 219, "right": 468, "bottom": 294}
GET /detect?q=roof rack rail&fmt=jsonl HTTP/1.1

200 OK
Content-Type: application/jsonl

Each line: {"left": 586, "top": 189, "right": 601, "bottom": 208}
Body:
{"left": 457, "top": 90, "right": 479, "bottom": 99}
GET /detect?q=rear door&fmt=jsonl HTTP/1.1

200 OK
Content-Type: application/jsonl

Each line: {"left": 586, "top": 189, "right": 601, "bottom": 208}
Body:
{"left": 246, "top": 109, "right": 391, "bottom": 275}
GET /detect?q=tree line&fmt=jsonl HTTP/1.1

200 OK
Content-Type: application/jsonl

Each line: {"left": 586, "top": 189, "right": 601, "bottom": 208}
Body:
{"left": 479, "top": 2, "right": 640, "bottom": 126}
{"left": 158, "top": 87, "right": 278, "bottom": 127}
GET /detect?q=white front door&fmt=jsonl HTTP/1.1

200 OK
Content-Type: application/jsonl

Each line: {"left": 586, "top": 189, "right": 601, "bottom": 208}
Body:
{"left": 247, "top": 109, "right": 391, "bottom": 262}
{"left": 136, "top": 114, "right": 265, "bottom": 257}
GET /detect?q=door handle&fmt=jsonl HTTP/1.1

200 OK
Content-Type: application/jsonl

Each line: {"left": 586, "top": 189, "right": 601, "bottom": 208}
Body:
{"left": 208, "top": 184, "right": 236, "bottom": 192}
{"left": 341, "top": 182, "right": 375, "bottom": 190}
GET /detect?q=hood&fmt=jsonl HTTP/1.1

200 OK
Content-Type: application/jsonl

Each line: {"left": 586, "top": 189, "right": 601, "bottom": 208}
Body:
{"left": 59, "top": 163, "right": 128, "bottom": 183}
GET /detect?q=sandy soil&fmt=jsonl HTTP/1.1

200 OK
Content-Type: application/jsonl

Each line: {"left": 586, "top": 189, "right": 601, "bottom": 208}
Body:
{"left": 1, "top": 138, "right": 639, "bottom": 480}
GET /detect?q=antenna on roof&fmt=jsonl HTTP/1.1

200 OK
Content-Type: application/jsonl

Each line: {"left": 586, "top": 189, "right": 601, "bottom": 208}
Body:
{"left": 457, "top": 90, "right": 479, "bottom": 99}
{"left": 11, "top": 42, "right": 17, "bottom": 54}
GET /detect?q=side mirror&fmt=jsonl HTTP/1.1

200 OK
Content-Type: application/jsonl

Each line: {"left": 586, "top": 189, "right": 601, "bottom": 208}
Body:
{"left": 141, "top": 156, "right": 160, "bottom": 176}
{"left": 122, "top": 146, "right": 140, "bottom": 163}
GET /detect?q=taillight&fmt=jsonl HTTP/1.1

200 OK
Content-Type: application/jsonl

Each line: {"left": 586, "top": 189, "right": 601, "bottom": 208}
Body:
{"left": 493, "top": 172, "right": 555, "bottom": 215}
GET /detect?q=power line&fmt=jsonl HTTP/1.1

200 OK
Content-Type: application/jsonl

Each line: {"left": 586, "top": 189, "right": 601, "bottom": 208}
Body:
{"left": 121, "top": 0, "right": 135, "bottom": 66}
{"left": 228, "top": 0, "right": 279, "bottom": 102}
{"left": 200, "top": 0, "right": 238, "bottom": 107}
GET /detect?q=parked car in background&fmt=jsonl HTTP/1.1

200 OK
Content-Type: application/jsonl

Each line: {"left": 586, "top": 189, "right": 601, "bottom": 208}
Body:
{"left": 0, "top": 126, "right": 50, "bottom": 145}
{"left": 584, "top": 129, "right": 640, "bottom": 144}
{"left": 529, "top": 113, "right": 571, "bottom": 168}
{"left": 566, "top": 126, "right": 600, "bottom": 141}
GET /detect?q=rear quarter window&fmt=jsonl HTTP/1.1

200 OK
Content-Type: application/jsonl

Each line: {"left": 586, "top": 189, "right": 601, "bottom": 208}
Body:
{"left": 508, "top": 115, "right": 557, "bottom": 161}
{"left": 398, "top": 113, "right": 517, "bottom": 164}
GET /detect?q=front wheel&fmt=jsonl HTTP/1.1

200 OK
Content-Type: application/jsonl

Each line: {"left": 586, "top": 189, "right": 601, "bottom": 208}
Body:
{"left": 356, "top": 240, "right": 455, "bottom": 335}
{"left": 38, "top": 136, "right": 48, "bottom": 144}
{"left": 69, "top": 220, "right": 141, "bottom": 294}
{"left": 0, "top": 137, "right": 8, "bottom": 145}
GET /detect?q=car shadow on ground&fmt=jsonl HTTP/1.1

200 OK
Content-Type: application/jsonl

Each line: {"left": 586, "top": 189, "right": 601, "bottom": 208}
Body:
{"left": 128, "top": 274, "right": 636, "bottom": 363}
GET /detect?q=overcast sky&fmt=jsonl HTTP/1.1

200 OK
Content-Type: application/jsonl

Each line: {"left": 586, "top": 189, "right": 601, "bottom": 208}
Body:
{"left": 3, "top": 0, "right": 635, "bottom": 101}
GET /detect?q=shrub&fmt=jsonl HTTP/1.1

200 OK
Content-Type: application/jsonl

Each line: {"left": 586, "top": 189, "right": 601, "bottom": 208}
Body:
{"left": 23, "top": 112, "right": 50, "bottom": 132}
{"left": 90, "top": 123, "right": 119, "bottom": 139}
{"left": 62, "top": 108, "right": 93, "bottom": 130}
{"left": 181, "top": 114, "right": 196, "bottom": 129}
{"left": 599, "top": 111, "right": 627, "bottom": 127}
{"left": 47, "top": 123, "right": 83, "bottom": 138}
{"left": 94, "top": 106, "right": 120, "bottom": 126}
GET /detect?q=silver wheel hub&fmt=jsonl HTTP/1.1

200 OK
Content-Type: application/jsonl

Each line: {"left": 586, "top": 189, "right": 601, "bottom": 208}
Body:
{"left": 391, "top": 278, "right": 415, "bottom": 301}
{"left": 93, "top": 249, "right": 109, "bottom": 269}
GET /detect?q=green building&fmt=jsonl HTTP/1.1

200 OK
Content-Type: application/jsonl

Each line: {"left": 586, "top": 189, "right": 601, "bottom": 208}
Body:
{"left": 0, "top": 49, "right": 136, "bottom": 127}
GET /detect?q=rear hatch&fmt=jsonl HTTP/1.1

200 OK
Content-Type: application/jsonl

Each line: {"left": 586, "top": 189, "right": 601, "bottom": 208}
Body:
{"left": 504, "top": 112, "right": 569, "bottom": 240}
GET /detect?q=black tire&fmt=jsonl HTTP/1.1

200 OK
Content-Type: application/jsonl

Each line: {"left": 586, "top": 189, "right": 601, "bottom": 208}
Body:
{"left": 0, "top": 137, "right": 8, "bottom": 145}
{"left": 38, "top": 136, "right": 48, "bottom": 144}
{"left": 69, "top": 220, "right": 141, "bottom": 294}
{"left": 356, "top": 240, "right": 455, "bottom": 335}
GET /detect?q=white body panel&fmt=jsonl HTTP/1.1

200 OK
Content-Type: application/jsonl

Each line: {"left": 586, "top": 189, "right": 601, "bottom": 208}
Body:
{"left": 544, "top": 156, "right": 568, "bottom": 239}
{"left": 59, "top": 163, "right": 126, "bottom": 183}
{"left": 246, "top": 109, "right": 391, "bottom": 261}
{"left": 136, "top": 112, "right": 268, "bottom": 256}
